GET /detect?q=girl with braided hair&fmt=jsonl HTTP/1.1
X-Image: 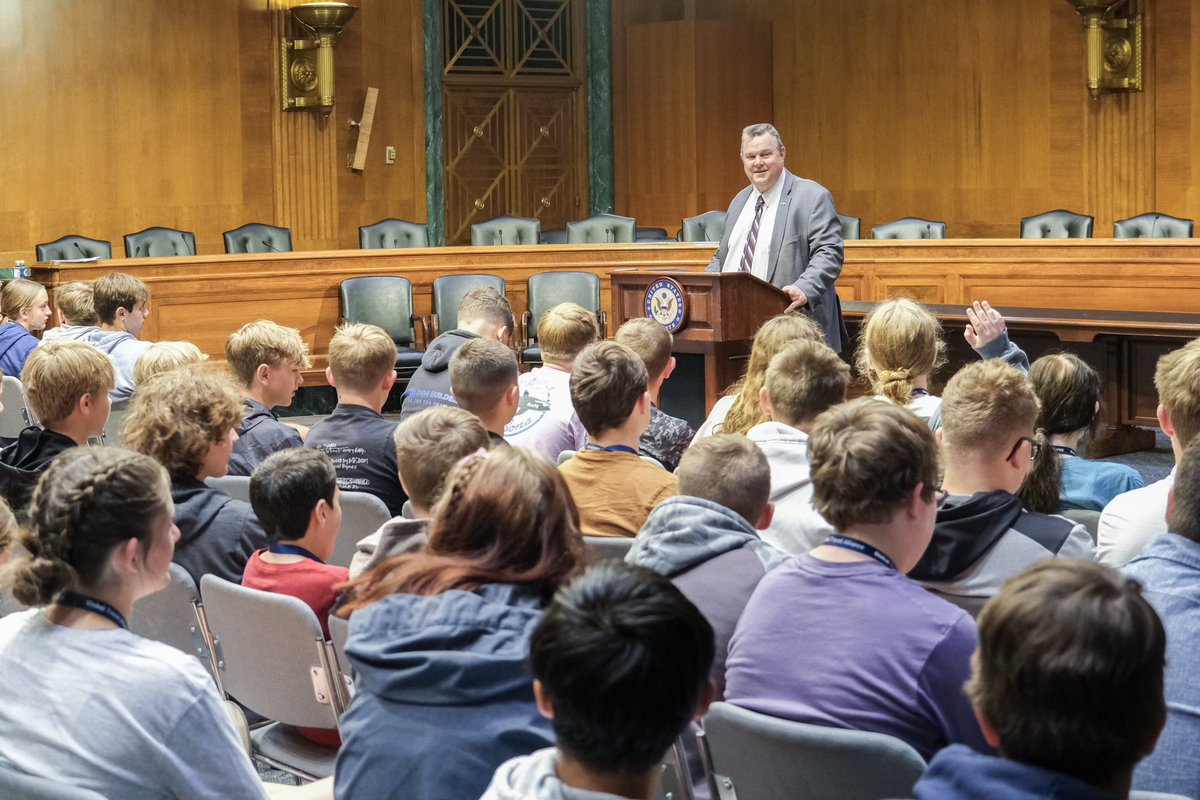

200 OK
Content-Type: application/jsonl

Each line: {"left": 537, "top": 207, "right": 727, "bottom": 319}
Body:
{"left": 334, "top": 445, "right": 584, "bottom": 800}
{"left": 0, "top": 447, "right": 273, "bottom": 798}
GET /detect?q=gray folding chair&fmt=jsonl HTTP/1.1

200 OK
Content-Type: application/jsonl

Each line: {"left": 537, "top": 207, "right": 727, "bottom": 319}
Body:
{"left": 584, "top": 535, "right": 635, "bottom": 564}
{"left": 701, "top": 701, "right": 926, "bottom": 800}
{"left": 331, "top": 490, "right": 392, "bottom": 569}
{"left": 0, "top": 769, "right": 107, "bottom": 800}
{"left": 98, "top": 404, "right": 128, "bottom": 447}
{"left": 205, "top": 474, "right": 252, "bottom": 502}
{"left": 1062, "top": 508, "right": 1101, "bottom": 543}
{"left": 0, "top": 376, "right": 36, "bottom": 440}
{"left": 199, "top": 575, "right": 345, "bottom": 781}
{"left": 327, "top": 611, "right": 352, "bottom": 689}
{"left": 130, "top": 562, "right": 215, "bottom": 680}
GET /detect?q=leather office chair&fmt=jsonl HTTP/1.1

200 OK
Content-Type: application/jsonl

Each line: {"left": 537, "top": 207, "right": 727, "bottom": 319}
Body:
{"left": 1113, "top": 212, "right": 1194, "bottom": 239}
{"left": 470, "top": 216, "right": 541, "bottom": 246}
{"left": 359, "top": 218, "right": 429, "bottom": 249}
{"left": 540, "top": 229, "right": 568, "bottom": 244}
{"left": 679, "top": 211, "right": 726, "bottom": 243}
{"left": 636, "top": 226, "right": 673, "bottom": 242}
{"left": 520, "top": 271, "right": 605, "bottom": 366}
{"left": 339, "top": 277, "right": 427, "bottom": 375}
{"left": 223, "top": 223, "right": 293, "bottom": 254}
{"left": 566, "top": 213, "right": 636, "bottom": 244}
{"left": 872, "top": 217, "right": 947, "bottom": 239}
{"left": 35, "top": 235, "right": 112, "bottom": 261}
{"left": 431, "top": 274, "right": 506, "bottom": 337}
{"left": 838, "top": 214, "right": 862, "bottom": 240}
{"left": 124, "top": 227, "right": 197, "bottom": 258}
{"left": 1019, "top": 209, "right": 1093, "bottom": 239}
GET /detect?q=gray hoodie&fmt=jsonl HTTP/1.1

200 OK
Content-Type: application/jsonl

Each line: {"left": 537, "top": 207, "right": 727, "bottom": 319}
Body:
{"left": 41, "top": 324, "right": 100, "bottom": 343}
{"left": 745, "top": 421, "right": 835, "bottom": 554}
{"left": 481, "top": 748, "right": 629, "bottom": 800}
{"left": 85, "top": 329, "right": 152, "bottom": 403}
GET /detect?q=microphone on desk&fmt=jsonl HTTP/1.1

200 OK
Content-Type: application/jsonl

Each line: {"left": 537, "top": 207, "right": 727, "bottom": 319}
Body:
{"left": 134, "top": 244, "right": 143, "bottom": 258}
{"left": 73, "top": 241, "right": 87, "bottom": 258}
{"left": 181, "top": 235, "right": 194, "bottom": 256}
{"left": 260, "top": 239, "right": 282, "bottom": 253}
{"left": 925, "top": 223, "right": 932, "bottom": 239}
{"left": 1149, "top": 214, "right": 1161, "bottom": 239}
{"left": 605, "top": 228, "right": 613, "bottom": 243}
{"left": 497, "top": 229, "right": 504, "bottom": 246}
{"left": 393, "top": 238, "right": 400, "bottom": 248}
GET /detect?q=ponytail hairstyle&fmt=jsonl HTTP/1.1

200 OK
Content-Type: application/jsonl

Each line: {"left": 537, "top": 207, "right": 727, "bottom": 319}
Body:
{"left": 855, "top": 298, "right": 947, "bottom": 407}
{"left": 721, "top": 313, "right": 825, "bottom": 435}
{"left": 1019, "top": 353, "right": 1102, "bottom": 514}
{"left": 5, "top": 448, "right": 170, "bottom": 606}
{"left": 339, "top": 446, "right": 584, "bottom": 614}
{"left": 1, "top": 279, "right": 47, "bottom": 328}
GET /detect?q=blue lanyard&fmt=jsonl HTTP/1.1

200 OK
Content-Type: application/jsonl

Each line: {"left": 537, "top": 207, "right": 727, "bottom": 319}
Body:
{"left": 823, "top": 535, "right": 897, "bottom": 571}
{"left": 1050, "top": 445, "right": 1078, "bottom": 458}
{"left": 58, "top": 591, "right": 129, "bottom": 630}
{"left": 268, "top": 543, "right": 325, "bottom": 564}
{"left": 911, "top": 388, "right": 931, "bottom": 397}
{"left": 583, "top": 443, "right": 639, "bottom": 455}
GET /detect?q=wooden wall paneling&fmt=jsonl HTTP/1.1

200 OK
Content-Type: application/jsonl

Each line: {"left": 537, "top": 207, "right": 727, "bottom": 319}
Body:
{"left": 1153, "top": 0, "right": 1199, "bottom": 224}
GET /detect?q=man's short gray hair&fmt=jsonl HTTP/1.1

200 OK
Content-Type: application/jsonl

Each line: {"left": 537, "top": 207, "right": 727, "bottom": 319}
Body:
{"left": 741, "top": 123, "right": 784, "bottom": 152}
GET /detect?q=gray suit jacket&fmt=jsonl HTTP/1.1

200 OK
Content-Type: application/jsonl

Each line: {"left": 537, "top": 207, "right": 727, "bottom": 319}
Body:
{"left": 706, "top": 169, "right": 846, "bottom": 353}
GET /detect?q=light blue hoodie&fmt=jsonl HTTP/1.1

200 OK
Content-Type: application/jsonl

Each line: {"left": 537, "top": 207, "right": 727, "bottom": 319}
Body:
{"left": 84, "top": 329, "right": 152, "bottom": 403}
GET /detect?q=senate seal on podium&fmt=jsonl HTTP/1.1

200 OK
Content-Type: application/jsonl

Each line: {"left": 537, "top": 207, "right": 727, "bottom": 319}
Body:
{"left": 644, "top": 277, "right": 688, "bottom": 333}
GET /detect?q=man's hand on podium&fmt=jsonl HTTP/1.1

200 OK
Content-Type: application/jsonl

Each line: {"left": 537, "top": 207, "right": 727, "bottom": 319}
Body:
{"left": 783, "top": 285, "right": 809, "bottom": 313}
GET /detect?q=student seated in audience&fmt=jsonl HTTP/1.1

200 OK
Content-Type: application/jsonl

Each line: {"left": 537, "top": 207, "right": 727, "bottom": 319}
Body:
{"left": 747, "top": 338, "right": 848, "bottom": 553}
{"left": 908, "top": 360, "right": 1094, "bottom": 603}
{"left": 0, "top": 341, "right": 114, "bottom": 514}
{"left": 123, "top": 364, "right": 268, "bottom": 584}
{"left": 1020, "top": 352, "right": 1143, "bottom": 513}
{"left": 914, "top": 560, "right": 1166, "bottom": 800}
{"left": 559, "top": 341, "right": 678, "bottom": 537}
{"left": 449, "top": 338, "right": 519, "bottom": 446}
{"left": 1099, "top": 338, "right": 1200, "bottom": 567}
{"left": 1123, "top": 435, "right": 1200, "bottom": 798}
{"left": 482, "top": 562, "right": 716, "bottom": 800}
{"left": 504, "top": 302, "right": 597, "bottom": 462}
{"left": 857, "top": 298, "right": 1027, "bottom": 430}
{"left": 693, "top": 313, "right": 824, "bottom": 440}
{"left": 41, "top": 280, "right": 99, "bottom": 342}
{"left": 725, "top": 398, "right": 989, "bottom": 760}
{"left": 0, "top": 448, "right": 273, "bottom": 798}
{"left": 0, "top": 279, "right": 51, "bottom": 378}
{"left": 627, "top": 434, "right": 783, "bottom": 698}
{"left": 86, "top": 272, "right": 153, "bottom": 404}
{"left": 133, "top": 341, "right": 207, "bottom": 384}
{"left": 614, "top": 318, "right": 694, "bottom": 471}
{"left": 349, "top": 406, "right": 490, "bottom": 579}
{"left": 400, "top": 286, "right": 514, "bottom": 419}
{"left": 306, "top": 323, "right": 407, "bottom": 517}
{"left": 225, "top": 320, "right": 311, "bottom": 476}
{"left": 334, "top": 446, "right": 583, "bottom": 800}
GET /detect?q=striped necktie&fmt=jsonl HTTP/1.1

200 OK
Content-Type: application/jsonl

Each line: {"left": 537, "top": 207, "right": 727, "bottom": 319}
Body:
{"left": 739, "top": 195, "right": 766, "bottom": 273}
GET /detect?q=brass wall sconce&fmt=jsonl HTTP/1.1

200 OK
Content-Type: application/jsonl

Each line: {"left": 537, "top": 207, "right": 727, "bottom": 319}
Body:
{"left": 1064, "top": 0, "right": 1143, "bottom": 100}
{"left": 281, "top": 2, "right": 358, "bottom": 114}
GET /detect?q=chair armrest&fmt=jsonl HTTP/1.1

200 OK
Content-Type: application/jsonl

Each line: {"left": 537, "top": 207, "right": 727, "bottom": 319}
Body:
{"left": 411, "top": 315, "right": 428, "bottom": 351}
{"left": 430, "top": 313, "right": 441, "bottom": 341}
{"left": 598, "top": 310, "right": 609, "bottom": 340}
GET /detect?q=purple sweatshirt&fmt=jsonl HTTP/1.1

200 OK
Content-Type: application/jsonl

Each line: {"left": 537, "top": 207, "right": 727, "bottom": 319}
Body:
{"left": 724, "top": 554, "right": 989, "bottom": 760}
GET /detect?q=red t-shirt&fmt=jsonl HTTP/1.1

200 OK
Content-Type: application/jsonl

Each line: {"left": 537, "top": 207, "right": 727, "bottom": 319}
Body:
{"left": 242, "top": 550, "right": 351, "bottom": 749}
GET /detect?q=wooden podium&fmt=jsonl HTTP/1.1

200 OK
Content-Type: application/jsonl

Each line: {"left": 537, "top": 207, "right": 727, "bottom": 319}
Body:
{"left": 610, "top": 271, "right": 791, "bottom": 423}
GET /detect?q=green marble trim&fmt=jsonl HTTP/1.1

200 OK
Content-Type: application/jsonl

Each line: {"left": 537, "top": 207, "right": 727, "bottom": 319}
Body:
{"left": 424, "top": 0, "right": 446, "bottom": 246}
{"left": 586, "top": 0, "right": 614, "bottom": 214}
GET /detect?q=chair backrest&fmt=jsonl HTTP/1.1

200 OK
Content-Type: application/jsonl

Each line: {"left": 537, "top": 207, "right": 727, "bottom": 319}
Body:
{"left": 680, "top": 210, "right": 726, "bottom": 243}
{"left": 1114, "top": 212, "right": 1194, "bottom": 239}
{"left": 583, "top": 535, "right": 634, "bottom": 564}
{"left": 872, "top": 217, "right": 947, "bottom": 239}
{"left": 1062, "top": 508, "right": 1101, "bottom": 542}
{"left": 359, "top": 218, "right": 429, "bottom": 249}
{"left": 331, "top": 490, "right": 393, "bottom": 568}
{"left": 471, "top": 216, "right": 541, "bottom": 246}
{"left": 540, "top": 229, "right": 569, "bottom": 244}
{"left": 567, "top": 213, "right": 636, "bottom": 244}
{"left": 130, "top": 562, "right": 215, "bottom": 678}
{"left": 35, "top": 235, "right": 112, "bottom": 262}
{"left": 839, "top": 214, "right": 862, "bottom": 240}
{"left": 205, "top": 474, "right": 252, "bottom": 503}
{"left": 199, "top": 575, "right": 343, "bottom": 728}
{"left": 431, "top": 273, "right": 506, "bottom": 333}
{"left": 702, "top": 702, "right": 926, "bottom": 800}
{"left": 0, "top": 376, "right": 34, "bottom": 439}
{"left": 0, "top": 769, "right": 108, "bottom": 800}
{"left": 327, "top": 611, "right": 351, "bottom": 674}
{"left": 636, "top": 226, "right": 673, "bottom": 241}
{"left": 340, "top": 276, "right": 417, "bottom": 345}
{"left": 1020, "top": 209, "right": 1093, "bottom": 239}
{"left": 223, "top": 223, "right": 293, "bottom": 254}
{"left": 525, "top": 271, "right": 602, "bottom": 341}
{"left": 123, "top": 226, "right": 197, "bottom": 258}
{"left": 99, "top": 404, "right": 129, "bottom": 447}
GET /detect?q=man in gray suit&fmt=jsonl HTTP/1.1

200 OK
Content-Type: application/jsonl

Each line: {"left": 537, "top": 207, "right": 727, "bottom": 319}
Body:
{"left": 706, "top": 123, "right": 847, "bottom": 353}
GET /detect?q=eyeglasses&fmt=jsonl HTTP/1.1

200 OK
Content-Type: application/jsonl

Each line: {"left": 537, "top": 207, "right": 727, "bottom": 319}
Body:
{"left": 1007, "top": 436, "right": 1041, "bottom": 462}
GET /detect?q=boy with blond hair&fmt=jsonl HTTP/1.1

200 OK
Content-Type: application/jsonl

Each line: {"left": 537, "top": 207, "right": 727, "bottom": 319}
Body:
{"left": 1099, "top": 338, "right": 1200, "bottom": 566}
{"left": 306, "top": 323, "right": 406, "bottom": 516}
{"left": 225, "top": 320, "right": 312, "bottom": 476}
{"left": 85, "top": 272, "right": 153, "bottom": 404}
{"left": 747, "top": 338, "right": 849, "bottom": 553}
{"left": 449, "top": 338, "right": 519, "bottom": 446}
{"left": 42, "top": 281, "right": 100, "bottom": 342}
{"left": 615, "top": 318, "right": 693, "bottom": 471}
{"left": 0, "top": 341, "right": 114, "bottom": 512}
{"left": 133, "top": 341, "right": 207, "bottom": 385}
{"left": 909, "top": 360, "right": 1094, "bottom": 604}
{"left": 350, "top": 406, "right": 490, "bottom": 578}
{"left": 505, "top": 302, "right": 597, "bottom": 462}
{"left": 559, "top": 341, "right": 677, "bottom": 537}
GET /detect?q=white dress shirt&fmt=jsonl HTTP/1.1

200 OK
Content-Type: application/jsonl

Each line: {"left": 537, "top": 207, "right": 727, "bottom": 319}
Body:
{"left": 722, "top": 176, "right": 786, "bottom": 281}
